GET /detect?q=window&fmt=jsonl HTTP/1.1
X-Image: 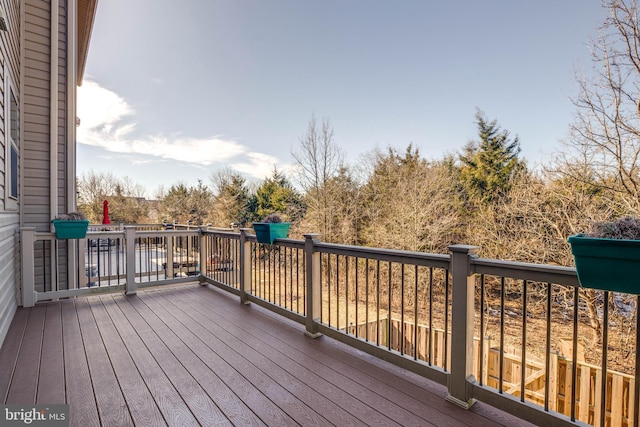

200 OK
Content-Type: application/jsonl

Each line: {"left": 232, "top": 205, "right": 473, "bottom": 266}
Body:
{"left": 10, "top": 142, "right": 16, "bottom": 198}
{"left": 5, "top": 72, "right": 18, "bottom": 210}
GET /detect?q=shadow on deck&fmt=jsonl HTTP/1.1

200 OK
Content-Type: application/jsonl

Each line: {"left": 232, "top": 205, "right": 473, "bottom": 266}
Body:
{"left": 0, "top": 283, "right": 534, "bottom": 426}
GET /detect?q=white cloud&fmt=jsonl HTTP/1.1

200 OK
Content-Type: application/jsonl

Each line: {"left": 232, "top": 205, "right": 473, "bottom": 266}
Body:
{"left": 77, "top": 80, "right": 284, "bottom": 180}
{"left": 132, "top": 159, "right": 154, "bottom": 166}
{"left": 77, "top": 80, "right": 136, "bottom": 145}
{"left": 114, "top": 122, "right": 136, "bottom": 138}
{"left": 231, "top": 152, "right": 281, "bottom": 179}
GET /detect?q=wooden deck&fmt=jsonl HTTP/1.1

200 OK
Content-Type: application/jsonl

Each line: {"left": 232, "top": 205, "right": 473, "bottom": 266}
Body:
{"left": 0, "top": 283, "right": 534, "bottom": 426}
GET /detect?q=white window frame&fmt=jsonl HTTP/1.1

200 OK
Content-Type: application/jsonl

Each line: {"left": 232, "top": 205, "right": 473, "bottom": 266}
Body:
{"left": 4, "top": 70, "right": 18, "bottom": 211}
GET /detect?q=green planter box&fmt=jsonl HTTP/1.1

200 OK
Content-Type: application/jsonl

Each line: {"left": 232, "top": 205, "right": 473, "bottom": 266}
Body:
{"left": 568, "top": 234, "right": 640, "bottom": 294}
{"left": 253, "top": 223, "right": 290, "bottom": 244}
{"left": 51, "top": 219, "right": 90, "bottom": 239}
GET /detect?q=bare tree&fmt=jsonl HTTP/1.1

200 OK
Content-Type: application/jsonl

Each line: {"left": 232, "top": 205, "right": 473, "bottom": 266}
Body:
{"left": 560, "top": 0, "right": 640, "bottom": 214}
{"left": 467, "top": 170, "right": 617, "bottom": 264}
{"left": 292, "top": 115, "right": 345, "bottom": 240}
{"left": 296, "top": 165, "right": 363, "bottom": 244}
{"left": 77, "top": 171, "right": 148, "bottom": 223}
{"left": 548, "top": 0, "right": 640, "bottom": 350}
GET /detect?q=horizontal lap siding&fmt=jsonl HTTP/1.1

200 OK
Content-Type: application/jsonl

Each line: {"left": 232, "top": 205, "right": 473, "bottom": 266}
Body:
{"left": 23, "top": 0, "right": 70, "bottom": 296}
{"left": 24, "top": 0, "right": 51, "bottom": 231}
{"left": 23, "top": 0, "right": 52, "bottom": 309}
{"left": 0, "top": 212, "right": 19, "bottom": 343}
{"left": 0, "top": 0, "right": 22, "bottom": 345}
{"left": 24, "top": 0, "right": 69, "bottom": 230}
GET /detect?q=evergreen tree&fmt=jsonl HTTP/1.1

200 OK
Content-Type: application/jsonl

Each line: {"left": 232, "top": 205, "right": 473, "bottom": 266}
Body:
{"left": 188, "top": 180, "right": 215, "bottom": 225}
{"left": 249, "top": 169, "right": 305, "bottom": 223}
{"left": 159, "top": 180, "right": 214, "bottom": 225}
{"left": 460, "top": 110, "right": 524, "bottom": 203}
{"left": 212, "top": 172, "right": 251, "bottom": 227}
{"left": 160, "top": 183, "right": 190, "bottom": 223}
{"left": 359, "top": 145, "right": 461, "bottom": 252}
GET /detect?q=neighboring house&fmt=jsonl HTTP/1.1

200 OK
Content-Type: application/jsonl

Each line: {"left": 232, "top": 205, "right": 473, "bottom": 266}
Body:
{"left": 0, "top": 0, "right": 98, "bottom": 345}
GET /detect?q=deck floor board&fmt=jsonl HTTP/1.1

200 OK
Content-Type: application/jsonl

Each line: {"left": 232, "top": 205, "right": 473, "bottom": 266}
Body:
{"left": 92, "top": 296, "right": 199, "bottom": 427}
{"left": 0, "top": 307, "right": 29, "bottom": 403}
{"left": 6, "top": 305, "right": 46, "bottom": 404}
{"left": 60, "top": 299, "right": 100, "bottom": 427}
{"left": 165, "top": 286, "right": 418, "bottom": 427}
{"left": 75, "top": 297, "right": 134, "bottom": 426}
{"left": 151, "top": 288, "right": 374, "bottom": 427}
{"left": 105, "top": 294, "right": 231, "bottom": 427}
{"left": 0, "top": 283, "right": 535, "bottom": 426}
{"left": 140, "top": 288, "right": 316, "bottom": 425}
{"left": 171, "top": 285, "right": 479, "bottom": 426}
{"left": 37, "top": 303, "right": 65, "bottom": 404}
{"left": 123, "top": 289, "right": 291, "bottom": 426}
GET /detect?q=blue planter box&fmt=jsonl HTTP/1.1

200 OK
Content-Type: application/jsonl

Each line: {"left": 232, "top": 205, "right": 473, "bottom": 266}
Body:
{"left": 253, "top": 223, "right": 290, "bottom": 244}
{"left": 568, "top": 234, "right": 640, "bottom": 294}
{"left": 51, "top": 219, "right": 90, "bottom": 239}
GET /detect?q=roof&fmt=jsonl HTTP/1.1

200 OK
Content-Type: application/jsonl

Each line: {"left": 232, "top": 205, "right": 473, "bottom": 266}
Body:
{"left": 77, "top": 0, "right": 98, "bottom": 85}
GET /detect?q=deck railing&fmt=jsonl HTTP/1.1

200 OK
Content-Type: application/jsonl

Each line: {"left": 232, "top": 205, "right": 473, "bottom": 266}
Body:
{"left": 20, "top": 226, "right": 639, "bottom": 427}
{"left": 20, "top": 225, "right": 205, "bottom": 305}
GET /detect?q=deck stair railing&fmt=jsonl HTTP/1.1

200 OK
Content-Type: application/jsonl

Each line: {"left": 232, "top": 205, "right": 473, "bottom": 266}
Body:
{"left": 20, "top": 226, "right": 640, "bottom": 427}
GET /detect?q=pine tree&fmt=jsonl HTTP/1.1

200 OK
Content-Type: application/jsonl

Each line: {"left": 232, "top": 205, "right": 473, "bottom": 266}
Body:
{"left": 212, "top": 170, "right": 250, "bottom": 227}
{"left": 249, "top": 169, "right": 305, "bottom": 223}
{"left": 359, "top": 145, "right": 461, "bottom": 252}
{"left": 160, "top": 181, "right": 214, "bottom": 224}
{"left": 460, "top": 110, "right": 524, "bottom": 203}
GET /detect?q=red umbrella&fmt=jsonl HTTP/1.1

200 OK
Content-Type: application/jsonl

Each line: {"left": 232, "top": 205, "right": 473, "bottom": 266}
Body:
{"left": 102, "top": 200, "right": 111, "bottom": 225}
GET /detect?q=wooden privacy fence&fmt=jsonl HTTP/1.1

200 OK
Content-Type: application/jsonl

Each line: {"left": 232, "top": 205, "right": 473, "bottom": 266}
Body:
{"left": 347, "top": 318, "right": 635, "bottom": 427}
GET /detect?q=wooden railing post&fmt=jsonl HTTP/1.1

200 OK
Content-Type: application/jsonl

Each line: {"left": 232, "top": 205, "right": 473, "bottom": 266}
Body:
{"left": 305, "top": 233, "right": 322, "bottom": 338}
{"left": 20, "top": 227, "right": 36, "bottom": 307}
{"left": 67, "top": 239, "right": 78, "bottom": 291}
{"left": 125, "top": 226, "right": 137, "bottom": 295}
{"left": 447, "top": 244, "right": 480, "bottom": 408}
{"left": 78, "top": 238, "right": 88, "bottom": 288}
{"left": 199, "top": 227, "right": 208, "bottom": 285}
{"left": 239, "top": 229, "right": 252, "bottom": 304}
{"left": 166, "top": 234, "right": 174, "bottom": 279}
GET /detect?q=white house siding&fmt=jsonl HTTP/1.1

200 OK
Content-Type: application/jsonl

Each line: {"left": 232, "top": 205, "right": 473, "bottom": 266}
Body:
{"left": 0, "top": 0, "right": 21, "bottom": 346}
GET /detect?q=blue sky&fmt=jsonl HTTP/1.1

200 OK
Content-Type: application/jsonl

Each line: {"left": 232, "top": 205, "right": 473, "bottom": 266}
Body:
{"left": 78, "top": 1, "right": 607, "bottom": 196}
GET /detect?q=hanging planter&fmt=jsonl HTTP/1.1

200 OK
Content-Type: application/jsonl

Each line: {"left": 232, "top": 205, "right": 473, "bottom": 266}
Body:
{"left": 52, "top": 212, "right": 89, "bottom": 239}
{"left": 568, "top": 217, "right": 640, "bottom": 294}
{"left": 252, "top": 213, "right": 290, "bottom": 244}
